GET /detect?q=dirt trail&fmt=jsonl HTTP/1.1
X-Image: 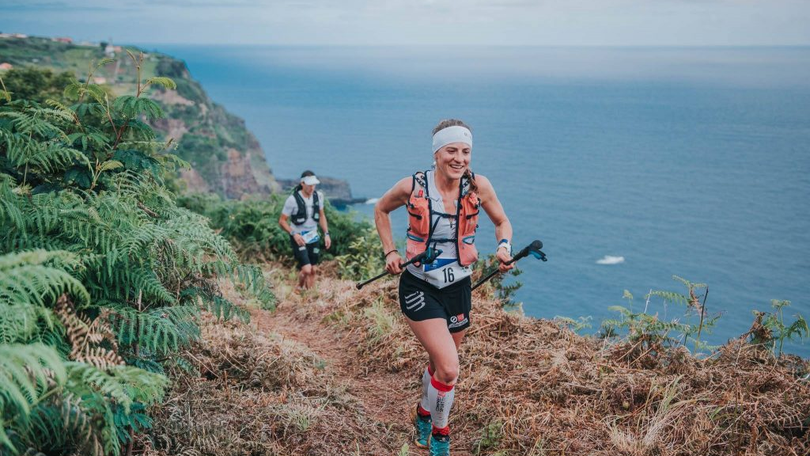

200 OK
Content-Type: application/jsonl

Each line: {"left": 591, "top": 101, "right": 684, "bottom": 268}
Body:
{"left": 250, "top": 289, "right": 461, "bottom": 455}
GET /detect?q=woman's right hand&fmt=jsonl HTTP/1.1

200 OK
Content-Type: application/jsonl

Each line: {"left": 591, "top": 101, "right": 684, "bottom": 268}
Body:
{"left": 385, "top": 251, "right": 403, "bottom": 275}
{"left": 292, "top": 233, "right": 305, "bottom": 247}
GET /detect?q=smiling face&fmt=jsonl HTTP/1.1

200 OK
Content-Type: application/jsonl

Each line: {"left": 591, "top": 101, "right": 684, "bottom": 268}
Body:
{"left": 434, "top": 142, "right": 471, "bottom": 180}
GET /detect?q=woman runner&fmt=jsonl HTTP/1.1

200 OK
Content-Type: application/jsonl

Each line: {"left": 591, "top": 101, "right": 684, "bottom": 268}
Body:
{"left": 374, "top": 119, "right": 514, "bottom": 455}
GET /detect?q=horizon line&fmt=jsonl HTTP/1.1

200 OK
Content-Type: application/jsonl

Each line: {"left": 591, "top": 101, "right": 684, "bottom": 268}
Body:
{"left": 6, "top": 34, "right": 810, "bottom": 49}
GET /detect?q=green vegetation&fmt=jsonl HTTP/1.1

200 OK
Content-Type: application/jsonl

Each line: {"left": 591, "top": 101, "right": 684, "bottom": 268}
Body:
{"left": 0, "top": 61, "right": 272, "bottom": 455}
{"left": 3, "top": 37, "right": 807, "bottom": 456}
{"left": 601, "top": 276, "right": 720, "bottom": 357}
{"left": 178, "top": 193, "right": 386, "bottom": 279}
{"left": 746, "top": 299, "right": 809, "bottom": 356}
{"left": 2, "top": 35, "right": 278, "bottom": 198}
{"left": 477, "top": 253, "right": 524, "bottom": 308}
{"left": 474, "top": 419, "right": 504, "bottom": 454}
{"left": 0, "top": 67, "right": 75, "bottom": 104}
{"left": 600, "top": 275, "right": 808, "bottom": 364}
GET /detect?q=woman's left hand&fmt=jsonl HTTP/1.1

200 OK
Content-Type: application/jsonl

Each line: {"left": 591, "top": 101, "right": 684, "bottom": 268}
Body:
{"left": 496, "top": 248, "right": 514, "bottom": 273}
{"left": 324, "top": 235, "right": 332, "bottom": 250}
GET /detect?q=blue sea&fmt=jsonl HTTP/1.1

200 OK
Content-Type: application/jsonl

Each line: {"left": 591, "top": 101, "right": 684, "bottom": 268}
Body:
{"left": 148, "top": 45, "right": 810, "bottom": 356}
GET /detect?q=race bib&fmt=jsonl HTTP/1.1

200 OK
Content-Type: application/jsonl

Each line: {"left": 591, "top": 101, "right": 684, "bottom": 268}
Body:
{"left": 422, "top": 258, "right": 472, "bottom": 288}
{"left": 300, "top": 230, "right": 320, "bottom": 244}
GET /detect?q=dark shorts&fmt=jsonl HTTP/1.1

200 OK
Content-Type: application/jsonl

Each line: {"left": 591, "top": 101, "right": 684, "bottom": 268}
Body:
{"left": 290, "top": 237, "right": 320, "bottom": 269}
{"left": 399, "top": 269, "right": 471, "bottom": 333}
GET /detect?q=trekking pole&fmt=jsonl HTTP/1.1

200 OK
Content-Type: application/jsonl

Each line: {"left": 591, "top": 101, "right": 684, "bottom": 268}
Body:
{"left": 471, "top": 240, "right": 546, "bottom": 291}
{"left": 356, "top": 248, "right": 442, "bottom": 290}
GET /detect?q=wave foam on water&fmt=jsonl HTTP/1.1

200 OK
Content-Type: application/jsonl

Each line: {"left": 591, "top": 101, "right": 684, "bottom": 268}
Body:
{"left": 364, "top": 198, "right": 379, "bottom": 205}
{"left": 596, "top": 255, "right": 625, "bottom": 265}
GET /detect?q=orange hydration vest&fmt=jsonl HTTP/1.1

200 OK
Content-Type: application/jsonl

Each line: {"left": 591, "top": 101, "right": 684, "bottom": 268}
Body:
{"left": 405, "top": 171, "right": 480, "bottom": 267}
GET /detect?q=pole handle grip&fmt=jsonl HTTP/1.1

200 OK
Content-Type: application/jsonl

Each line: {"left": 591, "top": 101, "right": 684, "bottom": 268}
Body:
{"left": 355, "top": 251, "right": 432, "bottom": 289}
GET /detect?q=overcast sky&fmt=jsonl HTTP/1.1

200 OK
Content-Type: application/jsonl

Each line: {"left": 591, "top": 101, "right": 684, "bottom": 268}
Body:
{"left": 1, "top": 0, "right": 809, "bottom": 46}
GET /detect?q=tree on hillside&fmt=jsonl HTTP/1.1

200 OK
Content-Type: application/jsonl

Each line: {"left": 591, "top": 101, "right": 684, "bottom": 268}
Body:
{"left": 1, "top": 67, "right": 75, "bottom": 104}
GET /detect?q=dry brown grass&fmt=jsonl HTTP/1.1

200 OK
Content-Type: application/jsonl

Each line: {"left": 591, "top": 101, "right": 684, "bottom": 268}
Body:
{"left": 147, "top": 261, "right": 810, "bottom": 455}
{"left": 307, "top": 265, "right": 810, "bottom": 456}
{"left": 145, "top": 314, "right": 401, "bottom": 456}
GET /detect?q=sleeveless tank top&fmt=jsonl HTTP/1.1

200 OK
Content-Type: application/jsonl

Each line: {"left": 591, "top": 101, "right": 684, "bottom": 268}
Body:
{"left": 406, "top": 170, "right": 474, "bottom": 289}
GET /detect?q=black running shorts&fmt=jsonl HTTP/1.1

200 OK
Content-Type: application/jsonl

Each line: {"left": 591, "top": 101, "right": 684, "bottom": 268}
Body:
{"left": 399, "top": 269, "right": 471, "bottom": 333}
{"left": 290, "top": 237, "right": 320, "bottom": 269}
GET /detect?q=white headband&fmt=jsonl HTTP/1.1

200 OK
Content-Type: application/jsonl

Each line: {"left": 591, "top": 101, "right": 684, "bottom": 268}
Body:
{"left": 432, "top": 126, "right": 472, "bottom": 153}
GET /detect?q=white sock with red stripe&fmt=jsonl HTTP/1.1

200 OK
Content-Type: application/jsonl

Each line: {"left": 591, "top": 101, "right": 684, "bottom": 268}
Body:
{"left": 418, "top": 365, "right": 434, "bottom": 415}
{"left": 427, "top": 376, "right": 455, "bottom": 433}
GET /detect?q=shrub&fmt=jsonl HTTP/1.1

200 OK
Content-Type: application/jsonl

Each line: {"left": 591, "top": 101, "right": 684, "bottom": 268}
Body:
{"left": 178, "top": 193, "right": 386, "bottom": 279}
{"left": 1, "top": 59, "right": 272, "bottom": 455}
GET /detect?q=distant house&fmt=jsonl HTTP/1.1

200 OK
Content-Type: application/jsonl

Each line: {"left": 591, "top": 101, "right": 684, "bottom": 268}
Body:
{"left": 54, "top": 37, "right": 73, "bottom": 44}
{"left": 12, "top": 34, "right": 27, "bottom": 39}
{"left": 92, "top": 77, "right": 107, "bottom": 84}
{"left": 0, "top": 63, "right": 13, "bottom": 70}
{"left": 104, "top": 44, "right": 124, "bottom": 56}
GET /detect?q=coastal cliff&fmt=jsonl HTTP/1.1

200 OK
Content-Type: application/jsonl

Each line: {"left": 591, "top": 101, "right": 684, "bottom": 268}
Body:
{"left": 0, "top": 35, "right": 357, "bottom": 201}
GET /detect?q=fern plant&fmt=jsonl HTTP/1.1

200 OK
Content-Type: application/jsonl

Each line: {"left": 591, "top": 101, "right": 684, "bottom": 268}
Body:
{"left": 746, "top": 299, "right": 809, "bottom": 356}
{"left": 336, "top": 225, "right": 385, "bottom": 281}
{"left": 1, "top": 60, "right": 273, "bottom": 455}
{"left": 601, "top": 276, "right": 720, "bottom": 362}
{"left": 0, "top": 253, "right": 166, "bottom": 456}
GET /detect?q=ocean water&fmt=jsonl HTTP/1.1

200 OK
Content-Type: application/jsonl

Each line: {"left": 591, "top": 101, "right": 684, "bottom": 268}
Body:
{"left": 148, "top": 45, "right": 810, "bottom": 356}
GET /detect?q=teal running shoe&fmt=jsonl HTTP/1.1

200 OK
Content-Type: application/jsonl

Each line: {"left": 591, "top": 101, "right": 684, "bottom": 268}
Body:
{"left": 429, "top": 433, "right": 450, "bottom": 456}
{"left": 412, "top": 406, "right": 432, "bottom": 448}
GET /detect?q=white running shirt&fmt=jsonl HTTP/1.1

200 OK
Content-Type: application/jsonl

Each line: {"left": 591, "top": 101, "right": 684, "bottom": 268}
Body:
{"left": 282, "top": 190, "right": 324, "bottom": 243}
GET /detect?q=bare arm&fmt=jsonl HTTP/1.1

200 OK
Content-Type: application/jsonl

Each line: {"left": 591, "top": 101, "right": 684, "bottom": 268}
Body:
{"left": 374, "top": 176, "right": 412, "bottom": 274}
{"left": 279, "top": 213, "right": 304, "bottom": 246}
{"left": 318, "top": 203, "right": 331, "bottom": 249}
{"left": 476, "top": 174, "right": 514, "bottom": 272}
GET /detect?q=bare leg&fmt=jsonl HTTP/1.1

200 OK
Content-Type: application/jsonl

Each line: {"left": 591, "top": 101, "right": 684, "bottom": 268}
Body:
{"left": 306, "top": 265, "right": 317, "bottom": 289}
{"left": 299, "top": 264, "right": 312, "bottom": 289}
{"left": 427, "top": 329, "right": 466, "bottom": 373}
{"left": 406, "top": 318, "right": 459, "bottom": 386}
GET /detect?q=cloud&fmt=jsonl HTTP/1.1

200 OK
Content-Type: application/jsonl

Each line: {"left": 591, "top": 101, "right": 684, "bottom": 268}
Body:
{"left": 140, "top": 0, "right": 268, "bottom": 7}
{"left": 0, "top": 1, "right": 122, "bottom": 11}
{"left": 1, "top": 0, "right": 808, "bottom": 45}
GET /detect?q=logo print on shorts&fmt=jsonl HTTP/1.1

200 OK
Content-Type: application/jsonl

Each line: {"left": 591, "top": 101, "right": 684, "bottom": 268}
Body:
{"left": 448, "top": 313, "right": 468, "bottom": 329}
{"left": 404, "top": 291, "right": 425, "bottom": 312}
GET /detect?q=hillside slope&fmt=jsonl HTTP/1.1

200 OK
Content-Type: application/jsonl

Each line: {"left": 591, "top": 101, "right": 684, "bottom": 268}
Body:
{"left": 1, "top": 35, "right": 279, "bottom": 197}
{"left": 147, "top": 263, "right": 810, "bottom": 456}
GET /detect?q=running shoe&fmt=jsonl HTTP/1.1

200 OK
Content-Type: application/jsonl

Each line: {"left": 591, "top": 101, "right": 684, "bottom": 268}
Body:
{"left": 412, "top": 405, "right": 432, "bottom": 448}
{"left": 429, "top": 432, "right": 450, "bottom": 456}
